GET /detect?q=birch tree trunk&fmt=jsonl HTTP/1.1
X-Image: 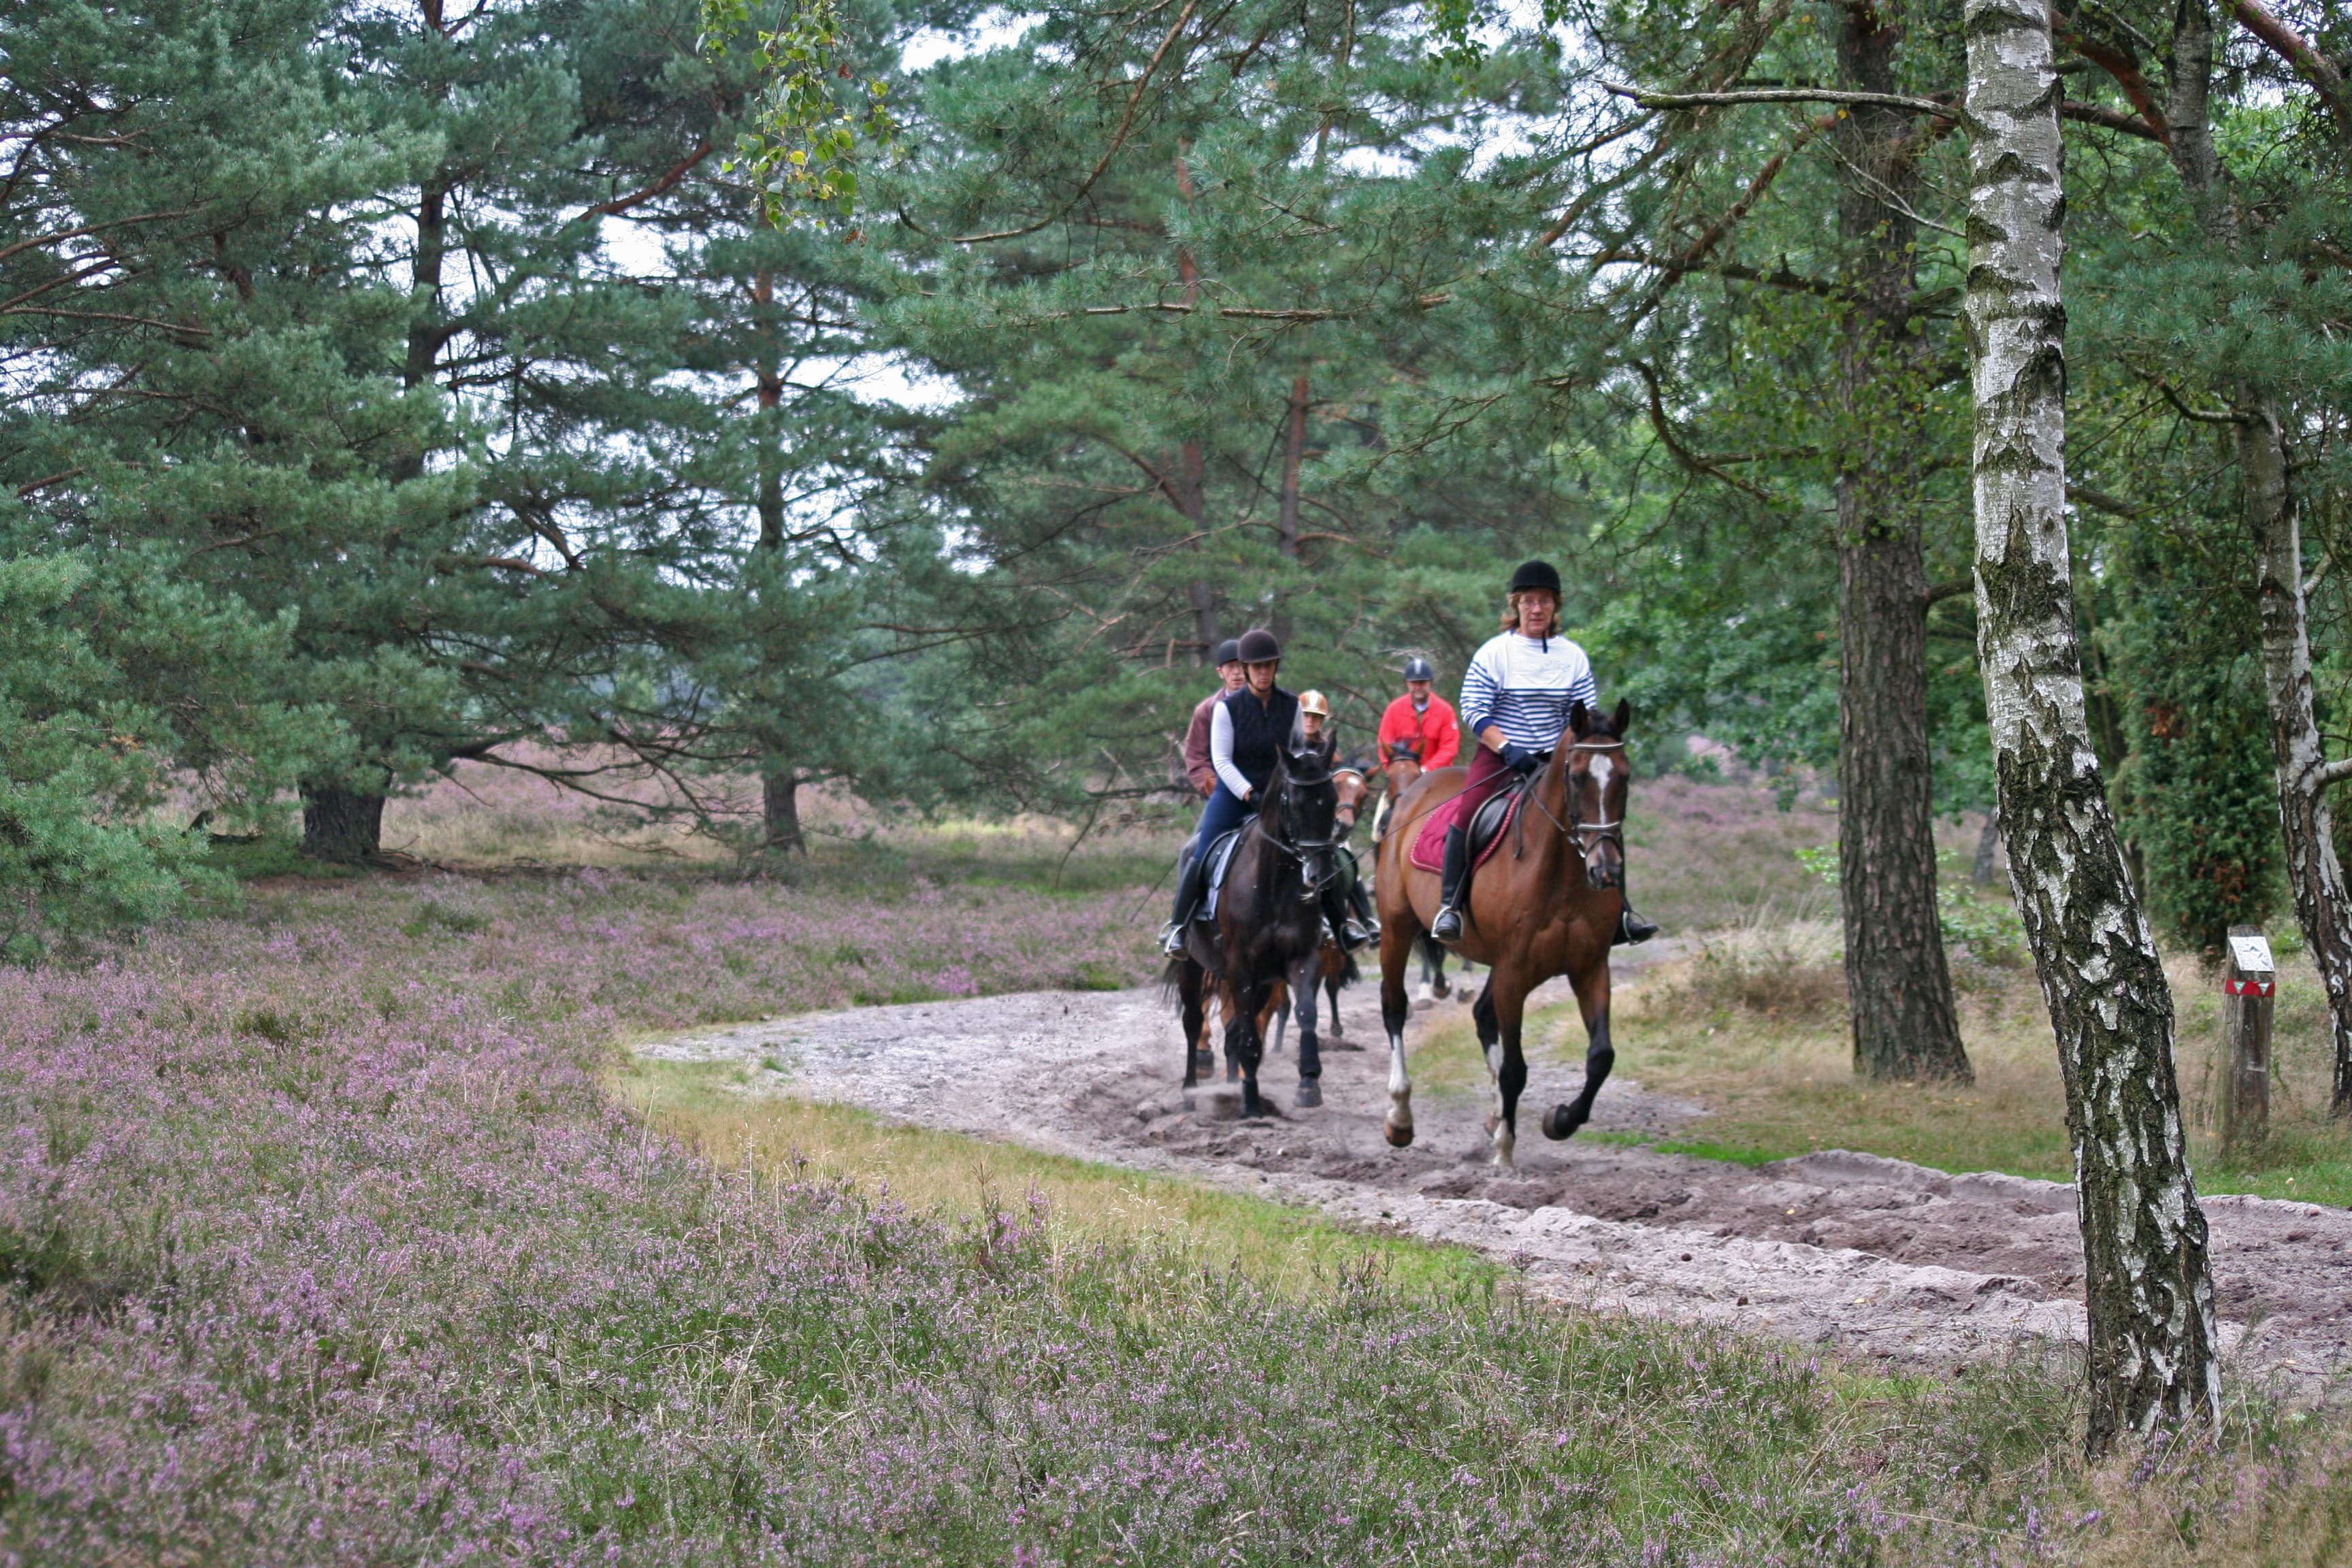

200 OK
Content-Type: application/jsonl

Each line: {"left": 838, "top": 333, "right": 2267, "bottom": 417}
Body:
{"left": 1963, "top": 0, "right": 2219, "bottom": 1455}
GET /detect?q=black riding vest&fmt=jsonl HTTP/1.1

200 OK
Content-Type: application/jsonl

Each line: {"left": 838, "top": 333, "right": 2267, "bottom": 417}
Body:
{"left": 1221, "top": 686, "right": 1301, "bottom": 796}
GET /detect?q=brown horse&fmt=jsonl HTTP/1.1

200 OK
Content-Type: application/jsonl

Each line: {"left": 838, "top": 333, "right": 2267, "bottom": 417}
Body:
{"left": 1374, "top": 700, "right": 1632, "bottom": 1168}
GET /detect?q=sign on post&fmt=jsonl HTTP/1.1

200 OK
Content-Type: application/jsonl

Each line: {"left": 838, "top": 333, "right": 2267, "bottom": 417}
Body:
{"left": 2218, "top": 925, "right": 2274, "bottom": 1158}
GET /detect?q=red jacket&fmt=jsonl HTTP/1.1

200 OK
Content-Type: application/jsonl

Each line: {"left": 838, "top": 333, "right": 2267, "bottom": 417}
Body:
{"left": 1377, "top": 693, "right": 1460, "bottom": 768}
{"left": 1182, "top": 691, "right": 1222, "bottom": 796}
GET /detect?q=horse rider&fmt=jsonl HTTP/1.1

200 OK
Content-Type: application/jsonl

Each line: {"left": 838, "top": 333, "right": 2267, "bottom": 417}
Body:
{"left": 1161, "top": 629, "right": 1300, "bottom": 954}
{"left": 1375, "top": 656, "right": 1460, "bottom": 783}
{"left": 1429, "top": 560, "right": 1661, "bottom": 947}
{"left": 1298, "top": 691, "right": 1377, "bottom": 951}
{"left": 1183, "top": 639, "right": 1245, "bottom": 798}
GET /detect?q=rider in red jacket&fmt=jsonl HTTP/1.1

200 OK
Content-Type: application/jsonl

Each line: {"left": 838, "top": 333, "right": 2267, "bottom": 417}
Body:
{"left": 1376, "top": 657, "right": 1460, "bottom": 771}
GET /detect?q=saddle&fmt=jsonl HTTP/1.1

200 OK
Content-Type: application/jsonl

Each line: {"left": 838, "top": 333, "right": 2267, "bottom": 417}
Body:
{"left": 1405, "top": 774, "right": 1530, "bottom": 879}
{"left": 1197, "top": 826, "right": 1247, "bottom": 921}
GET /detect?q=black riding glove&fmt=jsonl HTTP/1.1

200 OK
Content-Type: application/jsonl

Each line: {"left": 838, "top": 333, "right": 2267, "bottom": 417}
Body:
{"left": 1500, "top": 742, "right": 1541, "bottom": 775}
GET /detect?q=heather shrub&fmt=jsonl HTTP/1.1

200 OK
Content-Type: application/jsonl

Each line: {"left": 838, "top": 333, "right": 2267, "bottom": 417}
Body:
{"left": 0, "top": 872, "right": 2337, "bottom": 1563}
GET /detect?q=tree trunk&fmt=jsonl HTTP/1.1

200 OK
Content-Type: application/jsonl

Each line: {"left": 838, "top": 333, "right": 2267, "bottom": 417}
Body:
{"left": 1972, "top": 806, "right": 2001, "bottom": 885}
{"left": 1832, "top": 0, "right": 1970, "bottom": 1082}
{"left": 301, "top": 784, "right": 387, "bottom": 862}
{"left": 1840, "top": 510, "right": 1969, "bottom": 1079}
{"left": 763, "top": 772, "right": 804, "bottom": 855}
{"left": 2245, "top": 424, "right": 2352, "bottom": 1115}
{"left": 2161, "top": 1, "right": 2352, "bottom": 1117}
{"left": 1963, "top": 0, "right": 2219, "bottom": 1454}
{"left": 1279, "top": 376, "right": 1306, "bottom": 561}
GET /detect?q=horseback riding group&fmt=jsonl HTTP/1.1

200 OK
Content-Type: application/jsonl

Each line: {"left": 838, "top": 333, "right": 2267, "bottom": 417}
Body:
{"left": 1160, "top": 561, "right": 1655, "bottom": 1158}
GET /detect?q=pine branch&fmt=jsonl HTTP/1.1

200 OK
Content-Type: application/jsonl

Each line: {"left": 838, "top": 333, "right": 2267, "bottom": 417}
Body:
{"left": 951, "top": 0, "right": 1200, "bottom": 245}
{"left": 2224, "top": 0, "right": 2352, "bottom": 152}
{"left": 1600, "top": 80, "right": 1959, "bottom": 118}
{"left": 576, "top": 140, "right": 714, "bottom": 220}
{"left": 2061, "top": 101, "right": 2167, "bottom": 141}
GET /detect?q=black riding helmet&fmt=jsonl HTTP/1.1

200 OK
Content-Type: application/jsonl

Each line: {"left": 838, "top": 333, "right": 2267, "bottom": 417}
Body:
{"left": 1214, "top": 637, "right": 1242, "bottom": 666}
{"left": 1236, "top": 627, "right": 1281, "bottom": 664}
{"left": 1403, "top": 655, "right": 1435, "bottom": 682}
{"left": 1507, "top": 560, "right": 1563, "bottom": 597}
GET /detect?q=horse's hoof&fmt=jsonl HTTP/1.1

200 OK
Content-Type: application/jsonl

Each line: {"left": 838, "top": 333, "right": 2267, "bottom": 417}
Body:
{"left": 1192, "top": 1050, "right": 1215, "bottom": 1076}
{"left": 1293, "top": 1081, "right": 1322, "bottom": 1109}
{"left": 1544, "top": 1103, "right": 1586, "bottom": 1141}
{"left": 1384, "top": 1120, "right": 1415, "bottom": 1148}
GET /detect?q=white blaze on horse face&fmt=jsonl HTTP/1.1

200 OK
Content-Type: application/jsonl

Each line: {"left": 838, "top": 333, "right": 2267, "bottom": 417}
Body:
{"left": 1588, "top": 752, "right": 1614, "bottom": 795}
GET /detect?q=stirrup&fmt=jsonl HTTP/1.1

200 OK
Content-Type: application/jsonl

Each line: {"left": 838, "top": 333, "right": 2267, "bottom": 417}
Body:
{"left": 1342, "top": 917, "right": 1375, "bottom": 951}
{"left": 1431, "top": 904, "right": 1463, "bottom": 941}
{"left": 1614, "top": 908, "right": 1659, "bottom": 946}
{"left": 1159, "top": 919, "right": 1189, "bottom": 956}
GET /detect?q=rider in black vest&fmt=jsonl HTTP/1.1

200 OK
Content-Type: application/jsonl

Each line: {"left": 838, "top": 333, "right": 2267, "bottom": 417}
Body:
{"left": 1161, "top": 628, "right": 1299, "bottom": 953}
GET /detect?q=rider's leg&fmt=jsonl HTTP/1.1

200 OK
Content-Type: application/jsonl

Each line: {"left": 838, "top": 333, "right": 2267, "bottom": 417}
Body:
{"left": 1162, "top": 786, "right": 1250, "bottom": 952}
{"left": 1342, "top": 851, "right": 1377, "bottom": 936}
{"left": 1431, "top": 746, "right": 1512, "bottom": 943}
{"left": 1430, "top": 826, "right": 1471, "bottom": 941}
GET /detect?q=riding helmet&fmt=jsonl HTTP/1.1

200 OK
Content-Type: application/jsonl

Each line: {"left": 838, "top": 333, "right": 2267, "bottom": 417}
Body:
{"left": 1235, "top": 627, "right": 1281, "bottom": 664}
{"left": 1298, "top": 689, "right": 1330, "bottom": 717}
{"left": 1213, "top": 637, "right": 1242, "bottom": 666}
{"left": 1403, "top": 656, "right": 1435, "bottom": 682}
{"left": 1507, "top": 560, "right": 1563, "bottom": 597}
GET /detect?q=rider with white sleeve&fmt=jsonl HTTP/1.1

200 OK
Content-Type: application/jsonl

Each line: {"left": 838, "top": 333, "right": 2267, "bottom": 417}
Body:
{"left": 1429, "top": 560, "right": 1661, "bottom": 948}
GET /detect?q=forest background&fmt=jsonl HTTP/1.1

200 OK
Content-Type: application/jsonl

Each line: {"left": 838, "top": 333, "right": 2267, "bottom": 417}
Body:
{"left": 3, "top": 0, "right": 2349, "bottom": 1079}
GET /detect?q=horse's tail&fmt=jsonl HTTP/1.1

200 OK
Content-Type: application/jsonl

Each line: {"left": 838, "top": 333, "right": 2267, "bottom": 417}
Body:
{"left": 1158, "top": 954, "right": 1190, "bottom": 1003}
{"left": 1340, "top": 951, "right": 1360, "bottom": 987}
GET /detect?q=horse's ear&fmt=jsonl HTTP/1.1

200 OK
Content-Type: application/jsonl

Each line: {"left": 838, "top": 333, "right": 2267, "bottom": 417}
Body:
{"left": 1612, "top": 698, "right": 1632, "bottom": 736}
{"left": 1567, "top": 699, "right": 1590, "bottom": 738}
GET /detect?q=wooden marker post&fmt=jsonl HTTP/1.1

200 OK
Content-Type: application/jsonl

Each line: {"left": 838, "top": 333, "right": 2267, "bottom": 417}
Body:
{"left": 2218, "top": 926, "right": 2275, "bottom": 1158}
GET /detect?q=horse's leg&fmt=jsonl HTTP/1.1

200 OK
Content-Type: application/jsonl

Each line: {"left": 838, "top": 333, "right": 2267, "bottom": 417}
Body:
{"left": 1236, "top": 976, "right": 1271, "bottom": 1117}
{"left": 1291, "top": 951, "right": 1322, "bottom": 1107}
{"left": 1480, "top": 969, "right": 1533, "bottom": 1170}
{"left": 1179, "top": 961, "right": 1205, "bottom": 1092}
{"left": 1378, "top": 917, "right": 1416, "bottom": 1147}
{"left": 1324, "top": 950, "right": 1343, "bottom": 1037}
{"left": 1263, "top": 979, "right": 1288, "bottom": 1058}
{"left": 1544, "top": 960, "right": 1615, "bottom": 1141}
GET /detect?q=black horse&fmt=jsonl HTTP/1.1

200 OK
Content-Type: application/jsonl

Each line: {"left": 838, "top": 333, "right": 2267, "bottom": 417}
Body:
{"left": 1167, "top": 737, "right": 1342, "bottom": 1116}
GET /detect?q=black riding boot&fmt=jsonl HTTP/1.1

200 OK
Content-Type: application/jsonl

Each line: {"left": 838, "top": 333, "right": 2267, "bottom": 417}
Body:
{"left": 1615, "top": 902, "right": 1661, "bottom": 945}
{"left": 1160, "top": 850, "right": 1209, "bottom": 954}
{"left": 1430, "top": 825, "right": 1470, "bottom": 941}
{"left": 1346, "top": 875, "right": 1379, "bottom": 944}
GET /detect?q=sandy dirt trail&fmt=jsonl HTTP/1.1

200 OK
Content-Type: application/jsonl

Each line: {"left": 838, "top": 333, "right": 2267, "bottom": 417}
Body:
{"left": 639, "top": 956, "right": 2351, "bottom": 1402}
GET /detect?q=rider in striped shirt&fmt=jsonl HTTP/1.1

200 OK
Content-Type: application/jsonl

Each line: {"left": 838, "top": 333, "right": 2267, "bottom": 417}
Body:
{"left": 1430, "top": 560, "right": 1659, "bottom": 947}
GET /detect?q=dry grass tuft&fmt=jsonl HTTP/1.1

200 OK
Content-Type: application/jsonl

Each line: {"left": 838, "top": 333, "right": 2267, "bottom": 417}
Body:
{"left": 1662, "top": 917, "right": 1848, "bottom": 1024}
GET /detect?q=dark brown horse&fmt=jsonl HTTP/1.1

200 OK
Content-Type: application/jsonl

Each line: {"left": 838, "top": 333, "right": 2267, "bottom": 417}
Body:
{"left": 1169, "top": 738, "right": 1341, "bottom": 1115}
{"left": 1373, "top": 700, "right": 1632, "bottom": 1167}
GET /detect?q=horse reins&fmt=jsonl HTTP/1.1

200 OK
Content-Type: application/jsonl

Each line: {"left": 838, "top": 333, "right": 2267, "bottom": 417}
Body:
{"left": 1518, "top": 739, "right": 1627, "bottom": 861}
{"left": 1259, "top": 768, "right": 1342, "bottom": 898}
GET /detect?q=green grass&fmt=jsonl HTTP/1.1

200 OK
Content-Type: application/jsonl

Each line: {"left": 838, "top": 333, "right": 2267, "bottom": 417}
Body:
{"left": 621, "top": 1058, "right": 1500, "bottom": 1298}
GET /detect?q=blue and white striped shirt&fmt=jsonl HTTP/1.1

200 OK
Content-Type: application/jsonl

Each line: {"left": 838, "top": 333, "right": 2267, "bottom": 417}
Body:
{"left": 1459, "top": 631, "right": 1599, "bottom": 751}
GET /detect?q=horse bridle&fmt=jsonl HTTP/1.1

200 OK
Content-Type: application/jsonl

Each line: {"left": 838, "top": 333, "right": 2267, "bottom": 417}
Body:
{"left": 1522, "top": 739, "right": 1626, "bottom": 861}
{"left": 1260, "top": 766, "right": 1342, "bottom": 898}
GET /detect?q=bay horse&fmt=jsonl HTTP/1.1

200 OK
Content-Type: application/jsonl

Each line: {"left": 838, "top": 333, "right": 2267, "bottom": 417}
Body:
{"left": 1374, "top": 700, "right": 1632, "bottom": 1168}
{"left": 1169, "top": 737, "right": 1342, "bottom": 1116}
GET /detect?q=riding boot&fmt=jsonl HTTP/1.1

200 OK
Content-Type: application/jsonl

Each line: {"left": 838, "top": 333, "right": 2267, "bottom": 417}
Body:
{"left": 1322, "top": 885, "right": 1371, "bottom": 951}
{"left": 1429, "top": 825, "right": 1471, "bottom": 942}
{"left": 1160, "top": 850, "right": 1209, "bottom": 955}
{"left": 1615, "top": 901, "right": 1661, "bottom": 946}
{"left": 1345, "top": 875, "right": 1379, "bottom": 945}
